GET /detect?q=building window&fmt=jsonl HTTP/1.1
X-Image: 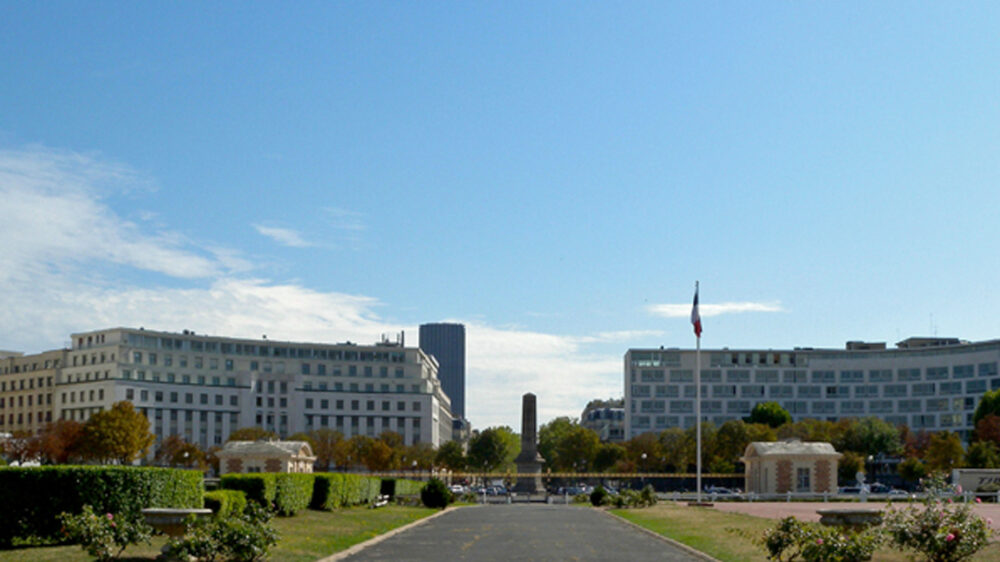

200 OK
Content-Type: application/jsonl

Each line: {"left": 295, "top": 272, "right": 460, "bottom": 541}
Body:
{"left": 796, "top": 467, "right": 811, "bottom": 492}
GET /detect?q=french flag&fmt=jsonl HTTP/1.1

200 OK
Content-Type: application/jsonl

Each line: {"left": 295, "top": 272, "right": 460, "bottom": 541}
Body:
{"left": 691, "top": 284, "right": 702, "bottom": 338}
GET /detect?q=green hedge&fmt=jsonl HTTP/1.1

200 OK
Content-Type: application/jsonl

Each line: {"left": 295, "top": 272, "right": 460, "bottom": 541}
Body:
{"left": 274, "top": 474, "right": 314, "bottom": 516}
{"left": 311, "top": 473, "right": 383, "bottom": 510}
{"left": 219, "top": 474, "right": 277, "bottom": 507}
{"left": 0, "top": 466, "right": 203, "bottom": 546}
{"left": 203, "top": 490, "right": 247, "bottom": 519}
{"left": 381, "top": 478, "right": 424, "bottom": 498}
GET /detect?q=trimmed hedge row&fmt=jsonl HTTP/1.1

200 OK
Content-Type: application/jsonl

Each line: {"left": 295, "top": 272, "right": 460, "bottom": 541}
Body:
{"left": 310, "top": 473, "right": 383, "bottom": 510}
{"left": 274, "top": 474, "right": 314, "bottom": 515}
{"left": 0, "top": 466, "right": 203, "bottom": 546}
{"left": 219, "top": 473, "right": 276, "bottom": 506}
{"left": 203, "top": 490, "right": 247, "bottom": 519}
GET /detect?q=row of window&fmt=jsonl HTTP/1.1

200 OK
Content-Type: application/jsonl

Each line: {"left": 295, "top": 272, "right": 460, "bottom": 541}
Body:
{"left": 0, "top": 377, "right": 54, "bottom": 391}
{"left": 124, "top": 388, "right": 240, "bottom": 407}
{"left": 630, "top": 378, "right": 997, "bottom": 399}
{"left": 0, "top": 411, "right": 53, "bottom": 425}
{"left": 635, "top": 397, "right": 975, "bottom": 415}
{"left": 631, "top": 412, "right": 971, "bottom": 430}
{"left": 633, "top": 363, "right": 998, "bottom": 385}
{"left": 303, "top": 398, "right": 422, "bottom": 413}
{"left": 124, "top": 338, "right": 408, "bottom": 364}
{"left": 0, "top": 360, "right": 61, "bottom": 374}
{"left": 122, "top": 370, "right": 238, "bottom": 386}
{"left": 0, "top": 393, "right": 51, "bottom": 408}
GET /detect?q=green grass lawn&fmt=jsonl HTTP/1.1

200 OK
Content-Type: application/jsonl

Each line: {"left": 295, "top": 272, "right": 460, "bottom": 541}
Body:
{"left": 0, "top": 505, "right": 438, "bottom": 562}
{"left": 610, "top": 503, "right": 1000, "bottom": 562}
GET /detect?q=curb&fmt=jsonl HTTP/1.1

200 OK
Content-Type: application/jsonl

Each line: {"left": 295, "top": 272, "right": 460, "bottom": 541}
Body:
{"left": 317, "top": 505, "right": 468, "bottom": 562}
{"left": 600, "top": 508, "right": 721, "bottom": 562}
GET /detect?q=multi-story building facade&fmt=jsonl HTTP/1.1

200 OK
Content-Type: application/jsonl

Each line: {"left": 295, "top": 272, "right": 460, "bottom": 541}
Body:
{"left": 2, "top": 327, "right": 455, "bottom": 450}
{"left": 580, "top": 398, "right": 625, "bottom": 442}
{"left": 625, "top": 337, "right": 1000, "bottom": 441}
{"left": 0, "top": 349, "right": 64, "bottom": 434}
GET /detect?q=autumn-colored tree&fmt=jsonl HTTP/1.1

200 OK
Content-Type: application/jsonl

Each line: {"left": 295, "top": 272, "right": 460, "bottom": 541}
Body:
{"left": 155, "top": 434, "right": 187, "bottom": 466}
{"left": 974, "top": 414, "right": 1000, "bottom": 445}
{"left": 227, "top": 426, "right": 278, "bottom": 442}
{"left": 402, "top": 442, "right": 436, "bottom": 470}
{"left": 2, "top": 430, "right": 39, "bottom": 464}
{"left": 436, "top": 441, "right": 466, "bottom": 471}
{"left": 303, "top": 428, "right": 344, "bottom": 471}
{"left": 900, "top": 425, "right": 933, "bottom": 459}
{"left": 658, "top": 428, "right": 688, "bottom": 472}
{"left": 924, "top": 431, "right": 965, "bottom": 472}
{"left": 973, "top": 389, "right": 1000, "bottom": 426}
{"left": 777, "top": 418, "right": 837, "bottom": 442}
{"left": 36, "top": 419, "right": 85, "bottom": 464}
{"left": 204, "top": 445, "right": 222, "bottom": 475}
{"left": 377, "top": 431, "right": 405, "bottom": 470}
{"left": 82, "top": 401, "right": 155, "bottom": 464}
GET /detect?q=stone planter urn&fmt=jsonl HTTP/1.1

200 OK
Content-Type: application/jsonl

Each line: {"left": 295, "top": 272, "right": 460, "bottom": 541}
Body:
{"left": 142, "top": 508, "right": 213, "bottom": 537}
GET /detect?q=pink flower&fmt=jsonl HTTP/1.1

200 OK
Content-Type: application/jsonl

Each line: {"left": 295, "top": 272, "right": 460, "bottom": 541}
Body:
{"left": 956, "top": 485, "right": 963, "bottom": 494}
{"left": 988, "top": 518, "right": 993, "bottom": 526}
{"left": 946, "top": 533, "right": 956, "bottom": 542}
{"left": 110, "top": 522, "right": 116, "bottom": 528}
{"left": 106, "top": 513, "right": 113, "bottom": 520}
{"left": 816, "top": 538, "right": 824, "bottom": 545}
{"left": 976, "top": 497, "right": 982, "bottom": 504}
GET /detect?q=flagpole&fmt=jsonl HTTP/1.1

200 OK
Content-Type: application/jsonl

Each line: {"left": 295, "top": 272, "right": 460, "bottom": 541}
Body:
{"left": 695, "top": 281, "right": 702, "bottom": 505}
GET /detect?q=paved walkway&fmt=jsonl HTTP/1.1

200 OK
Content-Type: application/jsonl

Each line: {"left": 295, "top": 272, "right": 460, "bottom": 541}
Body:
{"left": 339, "top": 504, "right": 705, "bottom": 561}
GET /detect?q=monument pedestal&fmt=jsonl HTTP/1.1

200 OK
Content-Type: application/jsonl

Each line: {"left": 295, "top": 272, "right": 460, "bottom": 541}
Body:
{"left": 512, "top": 393, "right": 546, "bottom": 495}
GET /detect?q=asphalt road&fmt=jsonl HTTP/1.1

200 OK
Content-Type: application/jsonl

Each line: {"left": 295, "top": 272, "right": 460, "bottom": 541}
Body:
{"left": 339, "top": 504, "right": 706, "bottom": 561}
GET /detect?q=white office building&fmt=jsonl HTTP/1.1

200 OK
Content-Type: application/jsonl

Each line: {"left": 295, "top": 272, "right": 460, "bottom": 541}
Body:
{"left": 4, "top": 327, "right": 455, "bottom": 449}
{"left": 625, "top": 337, "right": 1000, "bottom": 441}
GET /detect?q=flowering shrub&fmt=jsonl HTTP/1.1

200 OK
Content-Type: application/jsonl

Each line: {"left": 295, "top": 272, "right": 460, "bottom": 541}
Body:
{"left": 759, "top": 516, "right": 882, "bottom": 562}
{"left": 883, "top": 474, "right": 993, "bottom": 562}
{"left": 164, "top": 502, "right": 278, "bottom": 562}
{"left": 58, "top": 505, "right": 152, "bottom": 560}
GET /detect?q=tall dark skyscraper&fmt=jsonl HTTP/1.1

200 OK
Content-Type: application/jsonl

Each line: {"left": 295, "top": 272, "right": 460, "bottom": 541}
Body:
{"left": 419, "top": 323, "right": 466, "bottom": 419}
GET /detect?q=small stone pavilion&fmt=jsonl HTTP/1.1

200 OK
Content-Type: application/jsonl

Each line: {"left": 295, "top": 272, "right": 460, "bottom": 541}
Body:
{"left": 741, "top": 440, "right": 841, "bottom": 495}
{"left": 215, "top": 440, "right": 316, "bottom": 475}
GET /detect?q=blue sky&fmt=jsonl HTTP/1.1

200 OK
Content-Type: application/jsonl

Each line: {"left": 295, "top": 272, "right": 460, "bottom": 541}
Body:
{"left": 3, "top": 2, "right": 1000, "bottom": 429}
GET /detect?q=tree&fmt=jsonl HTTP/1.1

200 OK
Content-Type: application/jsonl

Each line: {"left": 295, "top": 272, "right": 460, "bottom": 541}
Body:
{"left": 227, "top": 427, "right": 278, "bottom": 442}
{"left": 36, "top": 419, "right": 85, "bottom": 464}
{"left": 973, "top": 389, "right": 1000, "bottom": 427}
{"left": 838, "top": 451, "right": 865, "bottom": 486}
{"left": 402, "top": 442, "right": 436, "bottom": 470}
{"left": 82, "top": 401, "right": 155, "bottom": 464}
{"left": 554, "top": 426, "right": 600, "bottom": 472}
{"left": 658, "top": 428, "right": 687, "bottom": 472}
{"left": 835, "top": 417, "right": 902, "bottom": 457}
{"left": 626, "top": 432, "right": 665, "bottom": 472}
{"left": 155, "top": 435, "right": 187, "bottom": 466}
{"left": 593, "top": 443, "right": 626, "bottom": 473}
{"left": 747, "top": 402, "right": 791, "bottom": 428}
{"left": 898, "top": 457, "right": 927, "bottom": 485}
{"left": 681, "top": 421, "right": 717, "bottom": 473}
{"left": 924, "top": 431, "right": 964, "bottom": 472}
{"left": 900, "top": 425, "right": 933, "bottom": 459}
{"left": 435, "top": 441, "right": 466, "bottom": 471}
{"left": 377, "top": 431, "right": 405, "bottom": 470}
{"left": 777, "top": 418, "right": 837, "bottom": 442}
{"left": 467, "top": 427, "right": 516, "bottom": 472}
{"left": 974, "top": 414, "right": 1000, "bottom": 445}
{"left": 538, "top": 417, "right": 576, "bottom": 471}
{"left": 303, "top": 429, "right": 344, "bottom": 471}
{"left": 2, "top": 430, "right": 38, "bottom": 464}
{"left": 965, "top": 441, "right": 1000, "bottom": 469}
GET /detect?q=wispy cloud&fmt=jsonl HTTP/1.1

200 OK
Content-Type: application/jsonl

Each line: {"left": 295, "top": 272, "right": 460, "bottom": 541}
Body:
{"left": 647, "top": 301, "right": 785, "bottom": 318}
{"left": 325, "top": 207, "right": 366, "bottom": 231}
{"left": 252, "top": 225, "right": 312, "bottom": 248}
{"left": 0, "top": 144, "right": 625, "bottom": 429}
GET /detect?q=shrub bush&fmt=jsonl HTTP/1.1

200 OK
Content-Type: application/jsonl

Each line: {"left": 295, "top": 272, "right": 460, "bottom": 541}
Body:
{"left": 58, "top": 505, "right": 153, "bottom": 561}
{"left": 759, "top": 516, "right": 883, "bottom": 562}
{"left": 219, "top": 473, "right": 277, "bottom": 507}
{"left": 203, "top": 490, "right": 247, "bottom": 519}
{"left": 274, "top": 473, "right": 314, "bottom": 516}
{"left": 311, "top": 473, "right": 383, "bottom": 510}
{"left": 590, "top": 485, "right": 609, "bottom": 506}
{"left": 382, "top": 478, "right": 423, "bottom": 499}
{"left": 0, "top": 466, "right": 202, "bottom": 546}
{"left": 164, "top": 502, "right": 278, "bottom": 562}
{"left": 421, "top": 478, "right": 453, "bottom": 509}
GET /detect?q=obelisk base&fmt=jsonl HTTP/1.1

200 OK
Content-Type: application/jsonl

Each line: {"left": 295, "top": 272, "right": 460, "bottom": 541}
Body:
{"left": 512, "top": 461, "right": 544, "bottom": 494}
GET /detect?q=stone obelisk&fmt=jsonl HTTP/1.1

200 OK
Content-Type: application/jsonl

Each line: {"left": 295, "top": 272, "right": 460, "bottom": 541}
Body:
{"left": 512, "top": 392, "right": 545, "bottom": 494}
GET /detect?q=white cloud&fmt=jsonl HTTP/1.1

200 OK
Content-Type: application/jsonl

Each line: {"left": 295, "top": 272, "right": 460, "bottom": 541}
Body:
{"left": 325, "top": 207, "right": 366, "bottom": 231}
{"left": 0, "top": 146, "right": 221, "bottom": 280}
{"left": 647, "top": 301, "right": 784, "bottom": 318}
{"left": 252, "top": 224, "right": 312, "bottom": 248}
{"left": 0, "top": 144, "right": 626, "bottom": 431}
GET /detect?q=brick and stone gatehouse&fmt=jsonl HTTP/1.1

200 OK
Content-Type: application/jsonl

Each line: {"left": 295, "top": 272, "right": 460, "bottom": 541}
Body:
{"left": 215, "top": 440, "right": 316, "bottom": 475}
{"left": 741, "top": 440, "right": 841, "bottom": 495}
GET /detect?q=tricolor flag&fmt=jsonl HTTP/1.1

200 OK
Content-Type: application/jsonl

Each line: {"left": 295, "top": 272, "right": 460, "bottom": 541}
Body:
{"left": 691, "top": 284, "right": 702, "bottom": 338}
